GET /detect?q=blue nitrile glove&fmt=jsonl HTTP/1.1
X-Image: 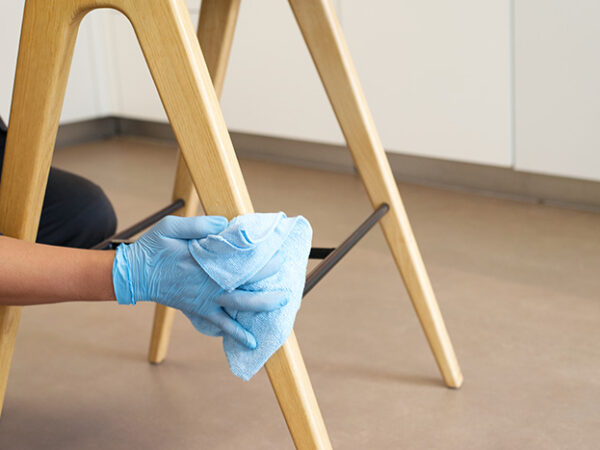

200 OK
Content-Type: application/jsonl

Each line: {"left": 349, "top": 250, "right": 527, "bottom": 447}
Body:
{"left": 188, "top": 212, "right": 312, "bottom": 380}
{"left": 112, "top": 215, "right": 288, "bottom": 349}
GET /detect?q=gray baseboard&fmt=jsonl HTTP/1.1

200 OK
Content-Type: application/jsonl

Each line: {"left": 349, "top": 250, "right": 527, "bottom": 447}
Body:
{"left": 55, "top": 117, "right": 120, "bottom": 150}
{"left": 228, "top": 132, "right": 600, "bottom": 212}
{"left": 55, "top": 117, "right": 600, "bottom": 212}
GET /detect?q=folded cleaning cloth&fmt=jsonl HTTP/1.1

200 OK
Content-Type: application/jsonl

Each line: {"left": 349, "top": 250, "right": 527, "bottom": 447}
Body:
{"left": 189, "top": 212, "right": 312, "bottom": 380}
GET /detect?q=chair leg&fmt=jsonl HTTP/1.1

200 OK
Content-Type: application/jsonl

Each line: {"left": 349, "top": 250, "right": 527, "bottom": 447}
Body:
{"left": 125, "top": 1, "right": 331, "bottom": 446}
{"left": 148, "top": 157, "right": 201, "bottom": 363}
{"left": 289, "top": 0, "right": 463, "bottom": 388}
{"left": 0, "top": 1, "right": 82, "bottom": 414}
{"left": 148, "top": 0, "right": 241, "bottom": 365}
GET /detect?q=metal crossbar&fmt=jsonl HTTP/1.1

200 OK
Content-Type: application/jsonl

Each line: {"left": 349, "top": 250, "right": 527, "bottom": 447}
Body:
{"left": 95, "top": 202, "right": 389, "bottom": 295}
{"left": 303, "top": 203, "right": 389, "bottom": 296}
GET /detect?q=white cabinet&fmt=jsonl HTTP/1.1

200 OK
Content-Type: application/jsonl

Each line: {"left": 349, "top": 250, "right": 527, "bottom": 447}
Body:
{"left": 108, "top": 0, "right": 344, "bottom": 145}
{"left": 341, "top": 0, "right": 512, "bottom": 166}
{"left": 2, "top": 1, "right": 512, "bottom": 167}
{"left": 2, "top": 1, "right": 598, "bottom": 182}
{"left": 514, "top": 0, "right": 600, "bottom": 182}
{"left": 0, "top": 2, "right": 109, "bottom": 124}
{"left": 219, "top": 0, "right": 343, "bottom": 145}
{"left": 109, "top": 0, "right": 513, "bottom": 165}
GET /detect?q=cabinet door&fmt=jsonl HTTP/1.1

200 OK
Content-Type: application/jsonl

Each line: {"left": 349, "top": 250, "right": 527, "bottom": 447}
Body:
{"left": 342, "top": 0, "right": 512, "bottom": 166}
{"left": 514, "top": 0, "right": 600, "bottom": 182}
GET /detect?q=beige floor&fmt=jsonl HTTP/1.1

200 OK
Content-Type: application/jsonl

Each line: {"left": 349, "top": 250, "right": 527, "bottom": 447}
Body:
{"left": 0, "top": 137, "right": 599, "bottom": 449}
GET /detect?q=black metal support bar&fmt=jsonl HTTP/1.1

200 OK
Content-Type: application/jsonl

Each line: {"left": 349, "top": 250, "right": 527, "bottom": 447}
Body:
{"left": 309, "top": 247, "right": 335, "bottom": 260}
{"left": 92, "top": 199, "right": 185, "bottom": 250}
{"left": 303, "top": 203, "right": 389, "bottom": 297}
{"left": 94, "top": 200, "right": 388, "bottom": 298}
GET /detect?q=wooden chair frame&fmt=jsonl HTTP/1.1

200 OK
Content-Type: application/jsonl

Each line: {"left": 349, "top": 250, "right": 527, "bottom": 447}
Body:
{"left": 0, "top": 0, "right": 462, "bottom": 448}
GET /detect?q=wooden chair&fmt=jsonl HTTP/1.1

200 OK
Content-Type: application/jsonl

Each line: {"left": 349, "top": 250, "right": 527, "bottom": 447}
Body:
{"left": 0, "top": 0, "right": 463, "bottom": 448}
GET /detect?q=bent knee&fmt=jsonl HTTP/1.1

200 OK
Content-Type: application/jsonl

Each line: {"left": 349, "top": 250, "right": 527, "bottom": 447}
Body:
{"left": 38, "top": 169, "right": 117, "bottom": 248}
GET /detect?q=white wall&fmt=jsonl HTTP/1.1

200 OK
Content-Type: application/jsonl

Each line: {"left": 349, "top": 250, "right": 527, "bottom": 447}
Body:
{"left": 1, "top": 1, "right": 599, "bottom": 182}
{"left": 104, "top": 9, "right": 165, "bottom": 122}
{"left": 0, "top": 1, "right": 23, "bottom": 121}
{"left": 343, "top": 1, "right": 512, "bottom": 166}
{"left": 220, "top": 0, "right": 344, "bottom": 145}
{"left": 0, "top": 2, "right": 110, "bottom": 124}
{"left": 108, "top": 0, "right": 344, "bottom": 145}
{"left": 109, "top": 0, "right": 512, "bottom": 167}
{"left": 514, "top": 0, "right": 600, "bottom": 182}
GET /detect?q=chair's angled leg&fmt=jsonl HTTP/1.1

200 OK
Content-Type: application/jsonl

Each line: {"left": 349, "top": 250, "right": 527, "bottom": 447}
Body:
{"left": 289, "top": 0, "right": 463, "bottom": 388}
{"left": 0, "top": 308, "right": 21, "bottom": 417}
{"left": 265, "top": 332, "right": 332, "bottom": 450}
{"left": 148, "top": 0, "right": 241, "bottom": 364}
{"left": 148, "top": 159, "right": 201, "bottom": 363}
{"left": 197, "top": 0, "right": 241, "bottom": 92}
{"left": 0, "top": 1, "right": 82, "bottom": 414}
{"left": 127, "top": 1, "right": 331, "bottom": 447}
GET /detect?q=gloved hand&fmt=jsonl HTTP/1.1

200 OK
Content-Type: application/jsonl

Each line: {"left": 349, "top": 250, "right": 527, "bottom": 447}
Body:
{"left": 186, "top": 212, "right": 311, "bottom": 380}
{"left": 112, "top": 215, "right": 288, "bottom": 349}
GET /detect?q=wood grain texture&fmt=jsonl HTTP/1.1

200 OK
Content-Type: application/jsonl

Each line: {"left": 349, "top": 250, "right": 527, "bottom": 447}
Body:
{"left": 197, "top": 0, "right": 241, "bottom": 93}
{"left": 0, "top": 0, "right": 83, "bottom": 415}
{"left": 141, "top": 1, "right": 331, "bottom": 447}
{"left": 0, "top": 3, "right": 331, "bottom": 447}
{"left": 289, "top": 0, "right": 463, "bottom": 388}
{"left": 148, "top": 0, "right": 241, "bottom": 365}
{"left": 266, "top": 332, "right": 332, "bottom": 450}
{"left": 0, "top": 307, "right": 21, "bottom": 416}
{"left": 149, "top": 141, "right": 203, "bottom": 363}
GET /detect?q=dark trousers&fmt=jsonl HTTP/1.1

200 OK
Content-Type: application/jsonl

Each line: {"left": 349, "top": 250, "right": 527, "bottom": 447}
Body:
{"left": 0, "top": 128, "right": 117, "bottom": 248}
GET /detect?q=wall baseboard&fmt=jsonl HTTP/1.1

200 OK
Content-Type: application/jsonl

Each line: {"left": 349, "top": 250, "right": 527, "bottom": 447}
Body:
{"left": 55, "top": 117, "right": 600, "bottom": 212}
{"left": 56, "top": 117, "right": 120, "bottom": 150}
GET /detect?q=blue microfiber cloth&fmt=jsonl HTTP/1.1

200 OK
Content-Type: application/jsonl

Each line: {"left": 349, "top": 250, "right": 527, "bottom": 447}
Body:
{"left": 189, "top": 212, "right": 312, "bottom": 380}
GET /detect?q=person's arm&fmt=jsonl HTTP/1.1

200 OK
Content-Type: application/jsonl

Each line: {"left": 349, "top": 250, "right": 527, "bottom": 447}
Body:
{"left": 0, "top": 235, "right": 116, "bottom": 305}
{"left": 0, "top": 215, "right": 287, "bottom": 348}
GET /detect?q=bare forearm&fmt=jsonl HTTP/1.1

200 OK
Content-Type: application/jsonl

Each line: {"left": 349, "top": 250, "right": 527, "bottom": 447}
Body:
{"left": 0, "top": 236, "right": 116, "bottom": 305}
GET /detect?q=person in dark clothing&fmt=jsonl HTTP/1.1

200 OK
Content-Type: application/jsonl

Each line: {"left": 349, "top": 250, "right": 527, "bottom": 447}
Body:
{"left": 0, "top": 116, "right": 117, "bottom": 248}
